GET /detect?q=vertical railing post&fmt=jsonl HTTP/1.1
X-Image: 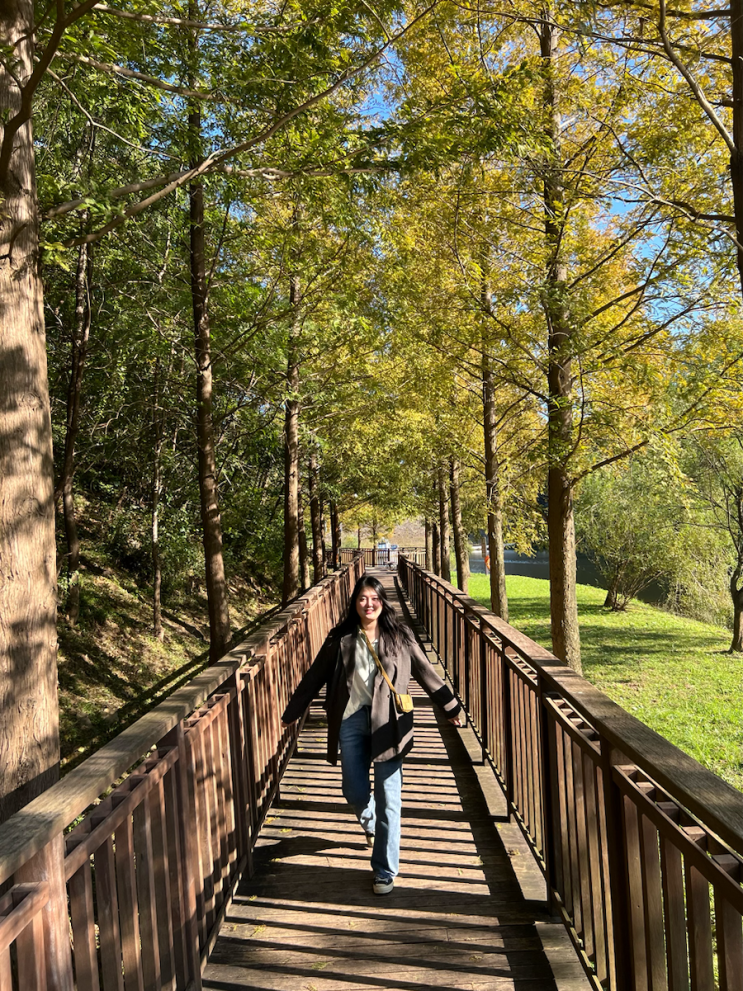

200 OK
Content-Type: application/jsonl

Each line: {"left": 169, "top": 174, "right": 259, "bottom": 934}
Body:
{"left": 14, "top": 835, "right": 74, "bottom": 991}
{"left": 170, "top": 721, "right": 203, "bottom": 989}
{"left": 536, "top": 672, "right": 560, "bottom": 915}
{"left": 599, "top": 737, "right": 632, "bottom": 990}
{"left": 226, "top": 673, "right": 251, "bottom": 874}
{"left": 498, "top": 637, "right": 514, "bottom": 815}
{"left": 477, "top": 617, "right": 487, "bottom": 762}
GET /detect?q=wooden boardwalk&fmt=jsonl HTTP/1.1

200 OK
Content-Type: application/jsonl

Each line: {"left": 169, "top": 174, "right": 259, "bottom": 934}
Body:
{"left": 203, "top": 572, "right": 588, "bottom": 991}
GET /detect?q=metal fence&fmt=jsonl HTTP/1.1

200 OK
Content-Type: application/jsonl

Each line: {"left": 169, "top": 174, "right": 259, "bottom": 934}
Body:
{"left": 398, "top": 556, "right": 743, "bottom": 991}
{"left": 0, "top": 556, "right": 364, "bottom": 991}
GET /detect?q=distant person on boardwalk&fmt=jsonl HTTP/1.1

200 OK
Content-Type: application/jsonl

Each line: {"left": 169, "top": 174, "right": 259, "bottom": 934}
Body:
{"left": 281, "top": 574, "right": 462, "bottom": 895}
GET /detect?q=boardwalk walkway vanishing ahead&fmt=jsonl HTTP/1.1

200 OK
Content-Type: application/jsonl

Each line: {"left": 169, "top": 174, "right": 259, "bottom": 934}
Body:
{"left": 4, "top": 555, "right": 743, "bottom": 991}
{"left": 203, "top": 572, "right": 588, "bottom": 991}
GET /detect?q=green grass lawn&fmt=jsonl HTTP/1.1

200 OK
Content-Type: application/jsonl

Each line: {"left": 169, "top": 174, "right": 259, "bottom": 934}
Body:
{"left": 467, "top": 574, "right": 743, "bottom": 791}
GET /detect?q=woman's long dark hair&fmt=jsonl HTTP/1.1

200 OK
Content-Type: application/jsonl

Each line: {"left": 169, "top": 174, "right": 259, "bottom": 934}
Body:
{"left": 339, "top": 575, "right": 408, "bottom": 651}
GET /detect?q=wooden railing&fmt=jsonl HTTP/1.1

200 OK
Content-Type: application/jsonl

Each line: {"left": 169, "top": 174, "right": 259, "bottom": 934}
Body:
{"left": 340, "top": 546, "right": 425, "bottom": 567}
{"left": 0, "top": 556, "right": 364, "bottom": 991}
{"left": 398, "top": 556, "right": 743, "bottom": 991}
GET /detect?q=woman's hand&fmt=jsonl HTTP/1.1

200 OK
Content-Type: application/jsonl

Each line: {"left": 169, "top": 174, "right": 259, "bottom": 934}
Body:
{"left": 281, "top": 719, "right": 294, "bottom": 728}
{"left": 448, "top": 716, "right": 462, "bottom": 727}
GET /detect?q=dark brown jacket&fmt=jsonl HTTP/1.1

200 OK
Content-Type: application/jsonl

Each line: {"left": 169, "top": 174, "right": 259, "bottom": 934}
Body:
{"left": 282, "top": 627, "right": 461, "bottom": 764}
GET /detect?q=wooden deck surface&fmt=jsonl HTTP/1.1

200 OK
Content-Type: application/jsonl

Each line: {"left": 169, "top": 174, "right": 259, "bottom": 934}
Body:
{"left": 203, "top": 571, "right": 588, "bottom": 991}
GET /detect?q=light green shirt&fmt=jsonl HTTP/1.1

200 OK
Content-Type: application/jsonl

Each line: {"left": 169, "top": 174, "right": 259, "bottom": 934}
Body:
{"left": 343, "top": 630, "right": 378, "bottom": 719}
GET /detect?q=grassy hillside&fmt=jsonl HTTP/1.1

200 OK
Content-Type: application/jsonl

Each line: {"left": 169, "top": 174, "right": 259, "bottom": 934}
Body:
{"left": 468, "top": 574, "right": 743, "bottom": 791}
{"left": 57, "top": 503, "right": 276, "bottom": 773}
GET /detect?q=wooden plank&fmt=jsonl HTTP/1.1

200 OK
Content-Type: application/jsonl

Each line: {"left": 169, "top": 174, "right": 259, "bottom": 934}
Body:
{"left": 623, "top": 794, "right": 649, "bottom": 991}
{"left": 639, "top": 812, "right": 667, "bottom": 991}
{"left": 114, "top": 814, "right": 144, "bottom": 991}
{"left": 685, "top": 862, "right": 714, "bottom": 991}
{"left": 16, "top": 908, "right": 47, "bottom": 991}
{"left": 133, "top": 798, "right": 162, "bottom": 991}
{"left": 660, "top": 836, "right": 688, "bottom": 991}
{"left": 714, "top": 891, "right": 743, "bottom": 991}
{"left": 68, "top": 860, "right": 101, "bottom": 991}
{"left": 147, "top": 777, "right": 175, "bottom": 991}
{"left": 95, "top": 837, "right": 125, "bottom": 991}
{"left": 0, "top": 947, "right": 10, "bottom": 991}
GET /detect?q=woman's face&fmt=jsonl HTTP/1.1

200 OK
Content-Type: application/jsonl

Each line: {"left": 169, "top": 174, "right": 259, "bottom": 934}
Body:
{"left": 356, "top": 586, "right": 383, "bottom": 626}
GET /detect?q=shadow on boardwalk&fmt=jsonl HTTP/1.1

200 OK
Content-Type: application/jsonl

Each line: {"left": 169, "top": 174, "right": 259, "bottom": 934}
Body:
{"left": 203, "top": 573, "right": 584, "bottom": 991}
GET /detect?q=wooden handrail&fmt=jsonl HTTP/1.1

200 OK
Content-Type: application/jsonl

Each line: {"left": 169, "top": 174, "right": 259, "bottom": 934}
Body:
{"left": 400, "top": 559, "right": 743, "bottom": 854}
{"left": 0, "top": 556, "right": 365, "bottom": 991}
{"left": 398, "top": 556, "right": 743, "bottom": 989}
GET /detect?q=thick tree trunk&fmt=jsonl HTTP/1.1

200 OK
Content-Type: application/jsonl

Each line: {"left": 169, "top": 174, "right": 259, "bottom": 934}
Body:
{"left": 482, "top": 346, "right": 508, "bottom": 619}
{"left": 60, "top": 235, "right": 92, "bottom": 625}
{"left": 188, "top": 92, "right": 230, "bottom": 659}
{"left": 298, "top": 485, "right": 310, "bottom": 591}
{"left": 432, "top": 521, "right": 441, "bottom": 575}
{"left": 308, "top": 448, "right": 323, "bottom": 583}
{"left": 438, "top": 466, "right": 452, "bottom": 582}
{"left": 152, "top": 358, "right": 164, "bottom": 640}
{"left": 541, "top": 11, "right": 581, "bottom": 673}
{"left": 425, "top": 519, "right": 432, "bottom": 571}
{"left": 0, "top": 7, "right": 73, "bottom": 988}
{"left": 0, "top": 0, "right": 60, "bottom": 820}
{"left": 282, "top": 269, "right": 301, "bottom": 605}
{"left": 450, "top": 460, "right": 469, "bottom": 593}
{"left": 729, "top": 0, "right": 743, "bottom": 294}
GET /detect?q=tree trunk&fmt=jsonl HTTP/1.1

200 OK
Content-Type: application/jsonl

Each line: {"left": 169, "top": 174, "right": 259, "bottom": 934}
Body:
{"left": 330, "top": 500, "right": 341, "bottom": 568}
{"left": 432, "top": 521, "right": 441, "bottom": 575}
{"left": 308, "top": 447, "right": 323, "bottom": 583}
{"left": 357, "top": 526, "right": 362, "bottom": 549}
{"left": 0, "top": 7, "right": 72, "bottom": 988}
{"left": 282, "top": 267, "right": 301, "bottom": 606}
{"left": 152, "top": 357, "right": 164, "bottom": 640}
{"left": 541, "top": 11, "right": 581, "bottom": 673}
{"left": 729, "top": 0, "right": 743, "bottom": 295}
{"left": 730, "top": 564, "right": 743, "bottom": 652}
{"left": 450, "top": 460, "right": 469, "bottom": 593}
{"left": 438, "top": 466, "right": 452, "bottom": 582}
{"left": 188, "top": 61, "right": 230, "bottom": 658}
{"left": 482, "top": 346, "right": 508, "bottom": 619}
{"left": 425, "top": 519, "right": 432, "bottom": 571}
{"left": 603, "top": 570, "right": 620, "bottom": 610}
{"left": 60, "top": 234, "right": 92, "bottom": 625}
{"left": 298, "top": 484, "right": 310, "bottom": 591}
{"left": 0, "top": 0, "right": 60, "bottom": 818}
{"left": 320, "top": 498, "right": 328, "bottom": 576}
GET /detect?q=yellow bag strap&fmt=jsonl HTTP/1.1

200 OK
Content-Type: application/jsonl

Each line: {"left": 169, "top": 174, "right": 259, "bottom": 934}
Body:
{"left": 360, "top": 630, "right": 397, "bottom": 695}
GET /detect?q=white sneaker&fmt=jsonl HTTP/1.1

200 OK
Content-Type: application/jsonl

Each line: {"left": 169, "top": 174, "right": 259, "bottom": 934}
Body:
{"left": 372, "top": 873, "right": 394, "bottom": 895}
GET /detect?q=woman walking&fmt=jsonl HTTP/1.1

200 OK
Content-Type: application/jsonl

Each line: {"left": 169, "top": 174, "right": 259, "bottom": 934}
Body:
{"left": 282, "top": 574, "right": 462, "bottom": 895}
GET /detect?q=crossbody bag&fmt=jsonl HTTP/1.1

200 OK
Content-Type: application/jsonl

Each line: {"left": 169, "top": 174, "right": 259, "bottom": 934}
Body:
{"left": 361, "top": 631, "right": 414, "bottom": 714}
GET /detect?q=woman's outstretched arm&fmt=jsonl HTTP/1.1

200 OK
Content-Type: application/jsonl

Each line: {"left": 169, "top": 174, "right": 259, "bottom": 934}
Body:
{"left": 281, "top": 634, "right": 340, "bottom": 726}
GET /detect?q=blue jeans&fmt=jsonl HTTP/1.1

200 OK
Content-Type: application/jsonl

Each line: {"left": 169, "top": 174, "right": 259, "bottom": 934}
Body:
{"left": 338, "top": 706, "right": 403, "bottom": 879}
